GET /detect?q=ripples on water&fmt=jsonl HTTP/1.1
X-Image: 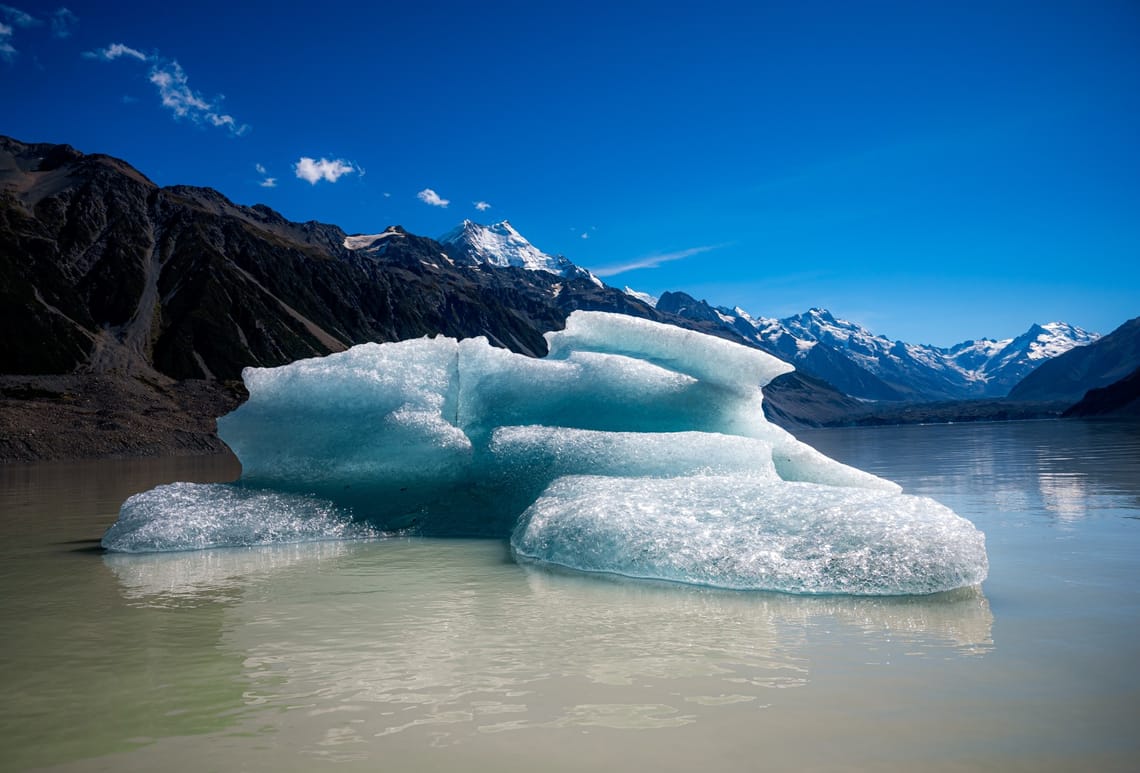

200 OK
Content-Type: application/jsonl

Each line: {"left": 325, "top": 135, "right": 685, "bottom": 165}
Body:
{"left": 1, "top": 420, "right": 1138, "bottom": 771}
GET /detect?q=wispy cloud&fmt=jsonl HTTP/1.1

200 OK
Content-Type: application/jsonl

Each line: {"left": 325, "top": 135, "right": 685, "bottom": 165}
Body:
{"left": 83, "top": 43, "right": 248, "bottom": 134}
{"left": 474, "top": 200, "right": 491, "bottom": 211}
{"left": 417, "top": 188, "right": 449, "bottom": 208}
{"left": 0, "top": 5, "right": 76, "bottom": 60}
{"left": 83, "top": 42, "right": 145, "bottom": 61}
{"left": 149, "top": 61, "right": 247, "bottom": 134}
{"left": 0, "top": 4, "right": 39, "bottom": 61}
{"left": 591, "top": 244, "right": 726, "bottom": 278}
{"left": 254, "top": 163, "right": 276, "bottom": 187}
{"left": 580, "top": 232, "right": 589, "bottom": 239}
{"left": 0, "top": 23, "right": 15, "bottom": 62}
{"left": 294, "top": 157, "right": 357, "bottom": 184}
{"left": 50, "top": 7, "right": 76, "bottom": 38}
{"left": 0, "top": 5, "right": 37, "bottom": 27}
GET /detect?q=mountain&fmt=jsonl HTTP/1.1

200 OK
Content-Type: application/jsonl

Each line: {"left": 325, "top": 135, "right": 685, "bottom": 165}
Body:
{"left": 1062, "top": 365, "right": 1140, "bottom": 418}
{"left": 0, "top": 136, "right": 677, "bottom": 460}
{"left": 1010, "top": 316, "right": 1140, "bottom": 403}
{"left": 8, "top": 136, "right": 849, "bottom": 459}
{"left": 3, "top": 135, "right": 1106, "bottom": 462}
{"left": 653, "top": 292, "right": 1097, "bottom": 401}
{"left": 438, "top": 219, "right": 597, "bottom": 280}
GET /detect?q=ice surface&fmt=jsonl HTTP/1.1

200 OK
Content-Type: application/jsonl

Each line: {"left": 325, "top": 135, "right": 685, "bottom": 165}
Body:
{"left": 103, "top": 483, "right": 378, "bottom": 553}
{"left": 103, "top": 311, "right": 987, "bottom": 595}
{"left": 512, "top": 475, "right": 987, "bottom": 595}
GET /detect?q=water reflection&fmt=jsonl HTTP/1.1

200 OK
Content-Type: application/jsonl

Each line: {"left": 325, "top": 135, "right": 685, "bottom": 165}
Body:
{"left": 802, "top": 420, "right": 1140, "bottom": 525}
{"left": 101, "top": 539, "right": 993, "bottom": 753}
{"left": 103, "top": 540, "right": 357, "bottom": 606}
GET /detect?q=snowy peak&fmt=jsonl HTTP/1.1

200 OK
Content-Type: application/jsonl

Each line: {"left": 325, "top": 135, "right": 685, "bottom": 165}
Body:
{"left": 659, "top": 296, "right": 1099, "bottom": 401}
{"left": 783, "top": 308, "right": 880, "bottom": 348}
{"left": 439, "top": 219, "right": 586, "bottom": 278}
{"left": 1017, "top": 322, "right": 1098, "bottom": 361}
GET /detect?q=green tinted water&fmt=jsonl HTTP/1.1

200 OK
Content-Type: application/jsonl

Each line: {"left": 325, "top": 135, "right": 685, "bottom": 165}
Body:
{"left": 1, "top": 420, "right": 1138, "bottom": 771}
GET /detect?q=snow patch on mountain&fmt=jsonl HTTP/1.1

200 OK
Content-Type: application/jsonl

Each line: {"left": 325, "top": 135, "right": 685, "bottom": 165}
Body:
{"left": 624, "top": 287, "right": 659, "bottom": 307}
{"left": 343, "top": 228, "right": 406, "bottom": 251}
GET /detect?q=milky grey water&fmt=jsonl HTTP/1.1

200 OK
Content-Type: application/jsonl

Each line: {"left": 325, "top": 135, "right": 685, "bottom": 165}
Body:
{"left": 1, "top": 420, "right": 1138, "bottom": 772}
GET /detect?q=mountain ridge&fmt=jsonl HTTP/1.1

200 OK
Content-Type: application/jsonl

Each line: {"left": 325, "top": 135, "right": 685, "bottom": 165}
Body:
{"left": 650, "top": 291, "right": 1097, "bottom": 402}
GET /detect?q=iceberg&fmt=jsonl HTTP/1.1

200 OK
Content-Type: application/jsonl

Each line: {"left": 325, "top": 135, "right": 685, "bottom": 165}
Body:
{"left": 103, "top": 312, "right": 988, "bottom": 595}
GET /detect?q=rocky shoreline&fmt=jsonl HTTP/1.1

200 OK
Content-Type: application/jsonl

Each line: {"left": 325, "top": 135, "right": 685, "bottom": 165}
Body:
{"left": 0, "top": 375, "right": 245, "bottom": 464}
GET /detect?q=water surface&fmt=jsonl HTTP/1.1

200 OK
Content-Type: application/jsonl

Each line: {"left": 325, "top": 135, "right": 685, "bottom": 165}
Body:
{"left": 1, "top": 420, "right": 1138, "bottom": 771}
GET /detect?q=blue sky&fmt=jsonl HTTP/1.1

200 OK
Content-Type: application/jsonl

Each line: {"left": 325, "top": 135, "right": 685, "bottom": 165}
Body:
{"left": 2, "top": 0, "right": 1137, "bottom": 346}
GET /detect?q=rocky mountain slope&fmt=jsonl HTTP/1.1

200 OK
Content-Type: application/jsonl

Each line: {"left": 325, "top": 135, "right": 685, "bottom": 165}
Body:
{"left": 1, "top": 136, "right": 802, "bottom": 460}
{"left": 652, "top": 291, "right": 1097, "bottom": 401}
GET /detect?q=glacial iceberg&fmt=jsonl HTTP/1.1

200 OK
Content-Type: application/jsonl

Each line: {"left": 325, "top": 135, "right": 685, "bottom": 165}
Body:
{"left": 103, "top": 312, "right": 988, "bottom": 595}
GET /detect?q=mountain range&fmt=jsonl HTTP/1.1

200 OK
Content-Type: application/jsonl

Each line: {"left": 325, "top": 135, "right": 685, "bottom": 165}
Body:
{"left": 648, "top": 292, "right": 1097, "bottom": 402}
{"left": 1, "top": 134, "right": 1133, "bottom": 461}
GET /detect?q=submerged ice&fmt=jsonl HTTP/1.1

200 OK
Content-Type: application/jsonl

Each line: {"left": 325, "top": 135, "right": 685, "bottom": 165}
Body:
{"left": 103, "top": 312, "right": 988, "bottom": 595}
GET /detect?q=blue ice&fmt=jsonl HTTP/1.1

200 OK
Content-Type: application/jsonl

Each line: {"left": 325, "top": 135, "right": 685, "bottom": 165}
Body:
{"left": 103, "top": 312, "right": 988, "bottom": 595}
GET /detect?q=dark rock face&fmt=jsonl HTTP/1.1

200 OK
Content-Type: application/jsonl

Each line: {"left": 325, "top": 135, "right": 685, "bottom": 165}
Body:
{"left": 1010, "top": 317, "right": 1140, "bottom": 403}
{"left": 1062, "top": 365, "right": 1140, "bottom": 418}
{"left": 1, "top": 136, "right": 673, "bottom": 387}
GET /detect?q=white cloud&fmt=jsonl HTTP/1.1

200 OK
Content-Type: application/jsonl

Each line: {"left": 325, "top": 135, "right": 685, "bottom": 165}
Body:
{"left": 383, "top": 192, "right": 392, "bottom": 198}
{"left": 474, "top": 200, "right": 491, "bottom": 211}
{"left": 50, "top": 7, "right": 76, "bottom": 38}
{"left": 83, "top": 42, "right": 145, "bottom": 61}
{"left": 294, "top": 157, "right": 357, "bottom": 184}
{"left": 255, "top": 163, "right": 276, "bottom": 187}
{"left": 580, "top": 232, "right": 589, "bottom": 239}
{"left": 148, "top": 60, "right": 248, "bottom": 134}
{"left": 417, "top": 188, "right": 449, "bottom": 208}
{"left": 83, "top": 44, "right": 248, "bottom": 135}
{"left": 591, "top": 244, "right": 725, "bottom": 278}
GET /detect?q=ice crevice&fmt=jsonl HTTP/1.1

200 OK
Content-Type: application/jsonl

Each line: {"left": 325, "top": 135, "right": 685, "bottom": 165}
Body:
{"left": 102, "top": 312, "right": 988, "bottom": 596}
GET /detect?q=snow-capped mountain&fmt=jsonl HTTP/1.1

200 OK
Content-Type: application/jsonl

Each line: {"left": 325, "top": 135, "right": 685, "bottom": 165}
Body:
{"left": 654, "top": 292, "right": 1098, "bottom": 401}
{"left": 353, "top": 219, "right": 1095, "bottom": 403}
{"left": 439, "top": 220, "right": 596, "bottom": 281}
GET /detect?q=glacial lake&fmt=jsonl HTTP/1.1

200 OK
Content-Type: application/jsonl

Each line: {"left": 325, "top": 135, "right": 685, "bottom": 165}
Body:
{"left": 1, "top": 420, "right": 1138, "bottom": 772}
